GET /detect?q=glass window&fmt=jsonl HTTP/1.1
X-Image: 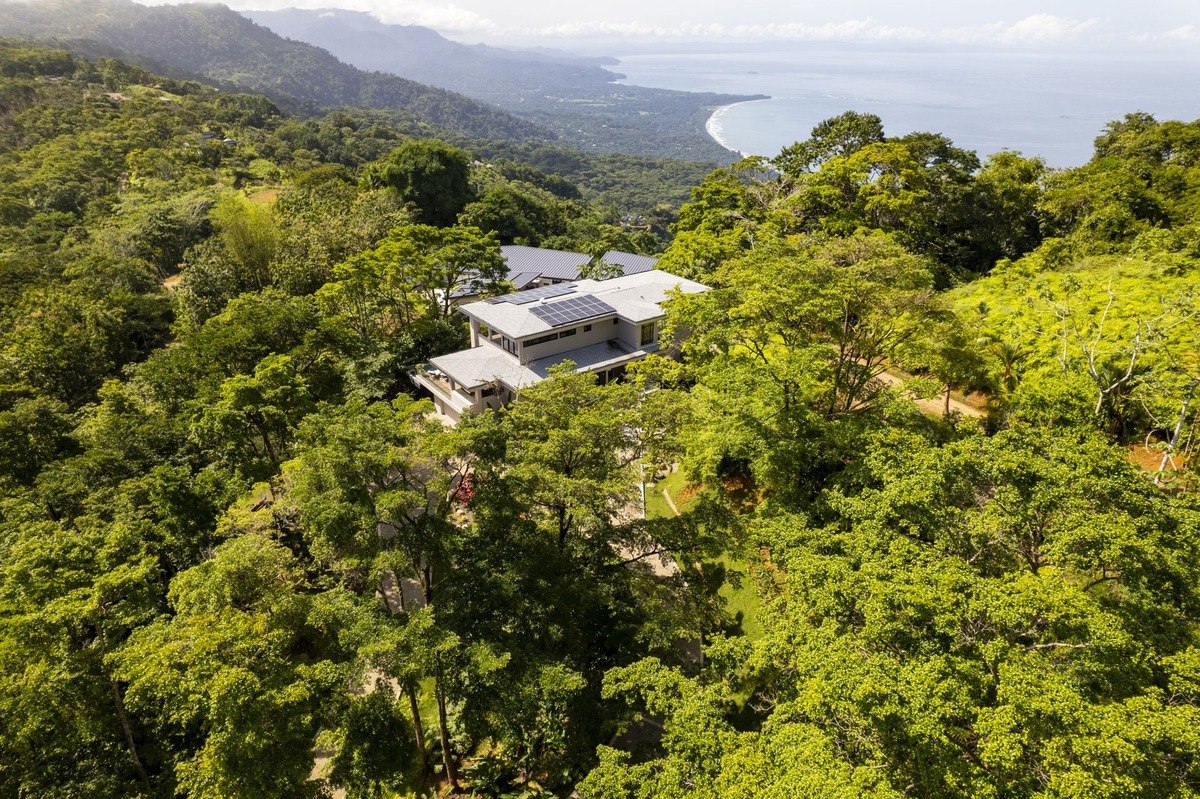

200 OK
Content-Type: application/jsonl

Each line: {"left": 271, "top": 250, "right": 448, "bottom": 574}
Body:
{"left": 559, "top": 328, "right": 576, "bottom": 338}
{"left": 527, "top": 332, "right": 559, "bottom": 346}
{"left": 583, "top": 324, "right": 592, "bottom": 332}
{"left": 640, "top": 322, "right": 655, "bottom": 346}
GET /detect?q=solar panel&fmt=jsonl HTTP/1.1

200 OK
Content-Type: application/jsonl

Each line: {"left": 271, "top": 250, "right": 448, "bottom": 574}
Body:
{"left": 487, "top": 283, "right": 577, "bottom": 305}
{"left": 529, "top": 295, "right": 616, "bottom": 326}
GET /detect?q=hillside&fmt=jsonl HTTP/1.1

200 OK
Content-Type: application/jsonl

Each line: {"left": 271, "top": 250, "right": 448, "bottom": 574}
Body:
{"left": 247, "top": 7, "right": 615, "bottom": 81}
{"left": 4, "top": 36, "right": 1200, "bottom": 799}
{"left": 245, "top": 7, "right": 757, "bottom": 161}
{"left": 0, "top": 0, "right": 552, "bottom": 144}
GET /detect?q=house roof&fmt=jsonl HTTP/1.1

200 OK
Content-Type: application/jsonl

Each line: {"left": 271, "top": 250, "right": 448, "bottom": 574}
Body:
{"left": 500, "top": 245, "right": 591, "bottom": 281}
{"left": 458, "top": 269, "right": 709, "bottom": 339}
{"left": 526, "top": 338, "right": 659, "bottom": 379}
{"left": 428, "top": 340, "right": 541, "bottom": 392}
{"left": 602, "top": 251, "right": 658, "bottom": 274}
{"left": 427, "top": 337, "right": 662, "bottom": 392}
{"left": 451, "top": 246, "right": 661, "bottom": 299}
{"left": 507, "top": 270, "right": 542, "bottom": 290}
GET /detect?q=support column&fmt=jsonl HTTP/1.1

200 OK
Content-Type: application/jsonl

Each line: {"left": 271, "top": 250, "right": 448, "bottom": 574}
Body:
{"left": 469, "top": 319, "right": 480, "bottom": 347}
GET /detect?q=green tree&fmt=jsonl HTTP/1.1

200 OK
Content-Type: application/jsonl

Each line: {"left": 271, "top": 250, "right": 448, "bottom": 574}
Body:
{"left": 210, "top": 193, "right": 279, "bottom": 290}
{"left": 485, "top": 364, "right": 641, "bottom": 554}
{"left": 191, "top": 354, "right": 314, "bottom": 477}
{"left": 112, "top": 534, "right": 348, "bottom": 799}
{"left": 774, "top": 111, "right": 886, "bottom": 177}
{"left": 582, "top": 428, "right": 1200, "bottom": 798}
{"left": 379, "top": 140, "right": 473, "bottom": 227}
{"left": 283, "top": 397, "right": 476, "bottom": 786}
{"left": 322, "top": 690, "right": 417, "bottom": 799}
{"left": 0, "top": 396, "right": 76, "bottom": 484}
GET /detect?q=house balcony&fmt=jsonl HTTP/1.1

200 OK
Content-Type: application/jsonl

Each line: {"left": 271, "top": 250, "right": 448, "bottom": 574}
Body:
{"left": 410, "top": 364, "right": 477, "bottom": 422}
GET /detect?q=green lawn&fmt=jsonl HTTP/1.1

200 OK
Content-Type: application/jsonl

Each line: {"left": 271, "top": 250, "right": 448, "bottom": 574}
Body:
{"left": 644, "top": 468, "right": 764, "bottom": 642}
{"left": 644, "top": 466, "right": 695, "bottom": 519}
{"left": 715, "top": 554, "right": 765, "bottom": 641}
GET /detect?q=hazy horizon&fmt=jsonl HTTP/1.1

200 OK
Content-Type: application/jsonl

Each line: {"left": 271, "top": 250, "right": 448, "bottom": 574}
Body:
{"left": 125, "top": 0, "right": 1200, "bottom": 53}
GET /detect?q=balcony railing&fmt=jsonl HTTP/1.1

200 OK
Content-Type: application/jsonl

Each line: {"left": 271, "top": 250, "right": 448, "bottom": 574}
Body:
{"left": 411, "top": 366, "right": 476, "bottom": 414}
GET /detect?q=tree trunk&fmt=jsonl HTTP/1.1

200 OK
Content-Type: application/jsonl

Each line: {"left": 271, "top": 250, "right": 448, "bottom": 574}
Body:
{"left": 107, "top": 671, "right": 151, "bottom": 789}
{"left": 944, "top": 385, "right": 952, "bottom": 418}
{"left": 1156, "top": 382, "right": 1197, "bottom": 484}
{"left": 433, "top": 665, "right": 460, "bottom": 791}
{"left": 251, "top": 413, "right": 279, "bottom": 467}
{"left": 405, "top": 683, "right": 430, "bottom": 780}
{"left": 97, "top": 628, "right": 150, "bottom": 790}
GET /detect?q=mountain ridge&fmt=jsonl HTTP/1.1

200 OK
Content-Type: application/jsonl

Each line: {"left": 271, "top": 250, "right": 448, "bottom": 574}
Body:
{"left": 0, "top": 0, "right": 554, "bottom": 144}
{"left": 244, "top": 6, "right": 755, "bottom": 161}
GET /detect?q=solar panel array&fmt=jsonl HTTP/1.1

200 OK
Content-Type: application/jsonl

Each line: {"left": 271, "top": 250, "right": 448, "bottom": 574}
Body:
{"left": 530, "top": 294, "right": 616, "bottom": 326}
{"left": 485, "top": 283, "right": 577, "bottom": 305}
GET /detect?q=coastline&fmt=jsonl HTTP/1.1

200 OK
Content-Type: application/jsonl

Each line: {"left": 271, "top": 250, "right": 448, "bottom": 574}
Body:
{"left": 705, "top": 97, "right": 772, "bottom": 158}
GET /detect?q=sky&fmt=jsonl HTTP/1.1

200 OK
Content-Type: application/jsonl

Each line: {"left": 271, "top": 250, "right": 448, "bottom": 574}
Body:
{"left": 197, "top": 0, "right": 1200, "bottom": 49}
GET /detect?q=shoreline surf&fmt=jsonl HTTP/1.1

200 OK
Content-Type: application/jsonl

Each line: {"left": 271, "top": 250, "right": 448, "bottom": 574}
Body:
{"left": 612, "top": 49, "right": 1200, "bottom": 167}
{"left": 705, "top": 98, "right": 772, "bottom": 158}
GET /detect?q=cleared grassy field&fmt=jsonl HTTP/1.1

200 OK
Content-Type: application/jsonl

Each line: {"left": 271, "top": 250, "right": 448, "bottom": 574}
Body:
{"left": 644, "top": 468, "right": 764, "bottom": 642}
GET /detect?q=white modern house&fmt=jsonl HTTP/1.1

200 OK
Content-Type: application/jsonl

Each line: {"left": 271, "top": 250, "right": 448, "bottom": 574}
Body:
{"left": 411, "top": 269, "right": 708, "bottom": 422}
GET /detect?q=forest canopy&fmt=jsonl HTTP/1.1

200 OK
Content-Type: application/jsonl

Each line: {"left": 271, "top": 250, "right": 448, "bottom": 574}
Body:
{"left": 2, "top": 42, "right": 1200, "bottom": 799}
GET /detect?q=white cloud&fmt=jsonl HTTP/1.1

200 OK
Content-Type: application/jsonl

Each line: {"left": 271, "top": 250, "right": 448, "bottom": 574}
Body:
{"left": 1161, "top": 24, "right": 1199, "bottom": 41}
{"left": 158, "top": 1, "right": 1200, "bottom": 49}
{"left": 219, "top": 0, "right": 501, "bottom": 33}
{"left": 519, "top": 14, "right": 1109, "bottom": 45}
{"left": 991, "top": 13, "right": 1103, "bottom": 43}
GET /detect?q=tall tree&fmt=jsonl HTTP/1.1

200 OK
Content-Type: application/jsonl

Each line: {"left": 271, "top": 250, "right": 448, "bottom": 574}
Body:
{"left": 112, "top": 534, "right": 349, "bottom": 799}
{"left": 378, "top": 140, "right": 473, "bottom": 227}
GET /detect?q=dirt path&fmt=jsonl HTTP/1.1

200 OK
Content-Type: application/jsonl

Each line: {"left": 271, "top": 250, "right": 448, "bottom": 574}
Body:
{"left": 661, "top": 488, "right": 681, "bottom": 517}
{"left": 876, "top": 371, "right": 985, "bottom": 418}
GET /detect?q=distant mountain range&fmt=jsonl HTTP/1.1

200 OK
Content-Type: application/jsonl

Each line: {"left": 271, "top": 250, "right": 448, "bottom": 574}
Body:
{"left": 0, "top": 0, "right": 752, "bottom": 160}
{"left": 0, "top": 0, "right": 550, "bottom": 144}
{"left": 246, "top": 7, "right": 621, "bottom": 90}
{"left": 246, "top": 7, "right": 755, "bottom": 160}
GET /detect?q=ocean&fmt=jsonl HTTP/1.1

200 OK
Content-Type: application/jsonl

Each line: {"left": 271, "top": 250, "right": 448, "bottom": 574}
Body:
{"left": 612, "top": 46, "right": 1200, "bottom": 167}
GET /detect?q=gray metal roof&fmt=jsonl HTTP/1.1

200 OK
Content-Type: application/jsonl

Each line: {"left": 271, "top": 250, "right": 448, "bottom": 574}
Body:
{"left": 452, "top": 247, "right": 662, "bottom": 300}
{"left": 500, "top": 245, "right": 592, "bottom": 281}
{"left": 602, "top": 250, "right": 658, "bottom": 275}
{"left": 499, "top": 246, "right": 659, "bottom": 282}
{"left": 526, "top": 339, "right": 655, "bottom": 379}
{"left": 507, "top": 271, "right": 542, "bottom": 290}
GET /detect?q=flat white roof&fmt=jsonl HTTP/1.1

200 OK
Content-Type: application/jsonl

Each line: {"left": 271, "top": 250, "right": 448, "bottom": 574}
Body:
{"left": 427, "top": 338, "right": 661, "bottom": 393}
{"left": 459, "top": 269, "right": 708, "bottom": 339}
{"left": 526, "top": 338, "right": 657, "bottom": 379}
{"left": 428, "top": 340, "right": 542, "bottom": 392}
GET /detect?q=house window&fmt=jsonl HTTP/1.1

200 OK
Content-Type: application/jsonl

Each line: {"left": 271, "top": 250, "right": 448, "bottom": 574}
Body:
{"left": 527, "top": 332, "right": 559, "bottom": 346}
{"left": 583, "top": 324, "right": 592, "bottom": 332}
{"left": 559, "top": 328, "right": 577, "bottom": 338}
{"left": 640, "top": 322, "right": 656, "bottom": 346}
{"left": 613, "top": 318, "right": 618, "bottom": 326}
{"left": 502, "top": 337, "right": 517, "bottom": 354}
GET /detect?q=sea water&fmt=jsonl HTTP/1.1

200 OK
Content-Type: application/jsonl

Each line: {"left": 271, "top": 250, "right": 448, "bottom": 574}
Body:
{"left": 613, "top": 46, "right": 1200, "bottom": 166}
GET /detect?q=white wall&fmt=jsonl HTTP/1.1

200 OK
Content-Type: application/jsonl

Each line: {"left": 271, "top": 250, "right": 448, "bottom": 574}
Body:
{"left": 518, "top": 315, "right": 621, "bottom": 362}
{"left": 615, "top": 318, "right": 662, "bottom": 350}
